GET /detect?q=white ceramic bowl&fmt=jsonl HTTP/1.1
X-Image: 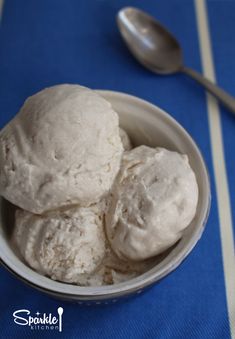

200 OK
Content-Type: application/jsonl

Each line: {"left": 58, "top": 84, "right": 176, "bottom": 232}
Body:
{"left": 0, "top": 90, "right": 210, "bottom": 303}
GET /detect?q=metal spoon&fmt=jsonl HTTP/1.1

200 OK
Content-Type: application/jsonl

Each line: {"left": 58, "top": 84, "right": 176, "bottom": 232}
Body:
{"left": 117, "top": 7, "right": 235, "bottom": 114}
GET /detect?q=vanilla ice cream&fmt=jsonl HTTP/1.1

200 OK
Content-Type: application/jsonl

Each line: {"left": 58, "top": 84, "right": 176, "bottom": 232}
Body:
{"left": 0, "top": 84, "right": 123, "bottom": 214}
{"left": 13, "top": 202, "right": 154, "bottom": 286}
{"left": 99, "top": 247, "right": 156, "bottom": 284}
{"left": 14, "top": 204, "right": 106, "bottom": 284}
{"left": 106, "top": 146, "right": 198, "bottom": 261}
{"left": 119, "top": 128, "right": 132, "bottom": 151}
{"left": 4, "top": 84, "right": 200, "bottom": 287}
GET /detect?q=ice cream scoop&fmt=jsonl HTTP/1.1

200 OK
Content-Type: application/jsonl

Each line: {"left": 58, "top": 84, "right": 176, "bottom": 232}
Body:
{"left": 13, "top": 201, "right": 153, "bottom": 286}
{"left": 106, "top": 146, "right": 199, "bottom": 261}
{"left": 0, "top": 84, "right": 123, "bottom": 214}
{"left": 13, "top": 204, "right": 106, "bottom": 284}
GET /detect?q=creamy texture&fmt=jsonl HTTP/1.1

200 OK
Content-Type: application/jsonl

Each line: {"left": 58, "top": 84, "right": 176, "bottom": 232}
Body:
{"left": 0, "top": 84, "right": 123, "bottom": 214}
{"left": 99, "top": 246, "right": 156, "bottom": 284}
{"left": 14, "top": 205, "right": 106, "bottom": 284}
{"left": 13, "top": 203, "right": 153, "bottom": 286}
{"left": 119, "top": 128, "right": 132, "bottom": 151}
{"left": 106, "top": 146, "right": 199, "bottom": 261}
{"left": 4, "top": 84, "right": 199, "bottom": 286}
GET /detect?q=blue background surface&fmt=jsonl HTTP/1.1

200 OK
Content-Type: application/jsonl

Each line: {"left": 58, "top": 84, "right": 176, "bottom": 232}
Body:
{"left": 0, "top": 0, "right": 234, "bottom": 338}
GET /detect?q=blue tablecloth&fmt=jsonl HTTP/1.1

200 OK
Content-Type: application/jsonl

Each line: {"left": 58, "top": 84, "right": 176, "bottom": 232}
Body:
{"left": 0, "top": 1, "right": 234, "bottom": 338}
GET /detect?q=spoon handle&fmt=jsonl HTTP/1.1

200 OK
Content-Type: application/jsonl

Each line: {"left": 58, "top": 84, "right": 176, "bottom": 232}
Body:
{"left": 182, "top": 66, "right": 235, "bottom": 114}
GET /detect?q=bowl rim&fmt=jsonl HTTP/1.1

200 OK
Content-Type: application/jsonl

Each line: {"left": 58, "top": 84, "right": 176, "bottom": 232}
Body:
{"left": 0, "top": 89, "right": 211, "bottom": 300}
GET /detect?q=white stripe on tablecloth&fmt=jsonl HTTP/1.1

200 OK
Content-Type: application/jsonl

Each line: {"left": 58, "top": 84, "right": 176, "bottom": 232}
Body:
{"left": 195, "top": 0, "right": 235, "bottom": 338}
{"left": 0, "top": 0, "right": 3, "bottom": 19}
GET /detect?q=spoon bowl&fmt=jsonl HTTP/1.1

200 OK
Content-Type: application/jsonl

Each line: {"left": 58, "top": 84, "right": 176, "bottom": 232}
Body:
{"left": 117, "top": 7, "right": 183, "bottom": 74}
